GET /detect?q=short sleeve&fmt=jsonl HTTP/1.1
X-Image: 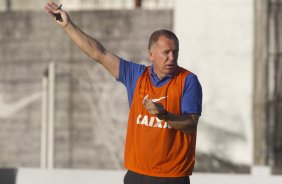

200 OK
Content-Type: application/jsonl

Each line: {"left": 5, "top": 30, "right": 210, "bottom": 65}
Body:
{"left": 117, "top": 58, "right": 146, "bottom": 106}
{"left": 181, "top": 73, "right": 202, "bottom": 115}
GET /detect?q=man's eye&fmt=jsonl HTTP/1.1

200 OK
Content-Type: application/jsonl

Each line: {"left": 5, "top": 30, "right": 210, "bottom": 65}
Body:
{"left": 163, "top": 52, "right": 169, "bottom": 55}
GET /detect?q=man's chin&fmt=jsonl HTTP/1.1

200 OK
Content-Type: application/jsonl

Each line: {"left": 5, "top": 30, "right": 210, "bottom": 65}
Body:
{"left": 164, "top": 67, "right": 176, "bottom": 75}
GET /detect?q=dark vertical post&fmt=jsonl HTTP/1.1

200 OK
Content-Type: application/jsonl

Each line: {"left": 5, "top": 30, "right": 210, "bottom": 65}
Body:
{"left": 135, "top": 0, "right": 142, "bottom": 8}
{"left": 6, "top": 0, "right": 11, "bottom": 11}
{"left": 253, "top": 0, "right": 269, "bottom": 166}
{"left": 268, "top": 0, "right": 282, "bottom": 175}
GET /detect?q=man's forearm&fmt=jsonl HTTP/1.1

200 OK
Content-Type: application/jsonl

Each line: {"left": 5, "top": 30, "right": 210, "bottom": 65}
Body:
{"left": 165, "top": 113, "right": 199, "bottom": 134}
{"left": 44, "top": 2, "right": 120, "bottom": 78}
{"left": 63, "top": 21, "right": 106, "bottom": 62}
{"left": 143, "top": 98, "right": 199, "bottom": 134}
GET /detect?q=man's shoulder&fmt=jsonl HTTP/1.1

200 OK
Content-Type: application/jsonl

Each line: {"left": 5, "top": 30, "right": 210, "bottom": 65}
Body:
{"left": 175, "top": 66, "right": 194, "bottom": 79}
{"left": 118, "top": 58, "right": 148, "bottom": 83}
{"left": 120, "top": 58, "right": 147, "bottom": 72}
{"left": 176, "top": 66, "right": 198, "bottom": 80}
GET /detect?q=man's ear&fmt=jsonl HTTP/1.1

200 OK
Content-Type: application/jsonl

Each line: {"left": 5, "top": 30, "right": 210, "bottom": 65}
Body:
{"left": 148, "top": 49, "right": 154, "bottom": 60}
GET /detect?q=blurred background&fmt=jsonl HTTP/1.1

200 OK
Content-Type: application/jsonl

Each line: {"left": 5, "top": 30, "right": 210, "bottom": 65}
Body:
{"left": 0, "top": 0, "right": 281, "bottom": 183}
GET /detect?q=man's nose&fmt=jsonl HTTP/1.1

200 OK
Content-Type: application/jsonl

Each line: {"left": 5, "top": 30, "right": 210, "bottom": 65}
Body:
{"left": 168, "top": 51, "right": 174, "bottom": 60}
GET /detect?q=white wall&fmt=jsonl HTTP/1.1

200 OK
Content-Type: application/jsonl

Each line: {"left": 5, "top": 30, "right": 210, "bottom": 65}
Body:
{"left": 0, "top": 0, "right": 173, "bottom": 11}
{"left": 174, "top": 0, "right": 253, "bottom": 164}
{"left": 17, "top": 169, "right": 282, "bottom": 184}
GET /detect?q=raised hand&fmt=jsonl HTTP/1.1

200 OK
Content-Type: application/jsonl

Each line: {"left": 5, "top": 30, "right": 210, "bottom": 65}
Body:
{"left": 44, "top": 2, "right": 70, "bottom": 28}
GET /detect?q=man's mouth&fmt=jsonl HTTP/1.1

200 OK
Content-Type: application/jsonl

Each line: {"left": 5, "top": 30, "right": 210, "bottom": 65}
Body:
{"left": 165, "top": 64, "right": 175, "bottom": 68}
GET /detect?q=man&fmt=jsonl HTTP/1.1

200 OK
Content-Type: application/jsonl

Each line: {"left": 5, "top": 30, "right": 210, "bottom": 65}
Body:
{"left": 44, "top": 2, "right": 202, "bottom": 184}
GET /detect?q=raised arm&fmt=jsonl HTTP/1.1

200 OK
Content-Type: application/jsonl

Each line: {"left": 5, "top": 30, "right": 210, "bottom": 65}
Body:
{"left": 44, "top": 2, "right": 120, "bottom": 78}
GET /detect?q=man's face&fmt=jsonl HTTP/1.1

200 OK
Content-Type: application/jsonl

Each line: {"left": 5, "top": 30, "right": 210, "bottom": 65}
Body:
{"left": 149, "top": 35, "right": 179, "bottom": 79}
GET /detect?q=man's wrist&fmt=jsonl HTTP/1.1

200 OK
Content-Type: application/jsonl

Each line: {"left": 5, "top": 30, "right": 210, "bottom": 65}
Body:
{"left": 157, "top": 109, "right": 168, "bottom": 120}
{"left": 63, "top": 20, "right": 73, "bottom": 31}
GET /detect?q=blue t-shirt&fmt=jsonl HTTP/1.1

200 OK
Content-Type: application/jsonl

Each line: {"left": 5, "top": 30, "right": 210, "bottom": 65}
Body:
{"left": 117, "top": 58, "right": 202, "bottom": 115}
